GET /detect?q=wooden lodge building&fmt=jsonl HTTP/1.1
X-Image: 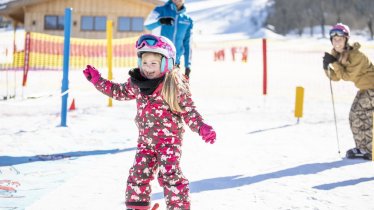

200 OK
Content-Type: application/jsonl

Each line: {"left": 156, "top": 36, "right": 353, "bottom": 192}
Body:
{"left": 0, "top": 0, "right": 163, "bottom": 38}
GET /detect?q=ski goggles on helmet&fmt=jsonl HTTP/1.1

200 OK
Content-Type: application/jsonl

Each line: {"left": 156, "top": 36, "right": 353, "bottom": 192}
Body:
{"left": 329, "top": 29, "right": 347, "bottom": 37}
{"left": 136, "top": 34, "right": 165, "bottom": 49}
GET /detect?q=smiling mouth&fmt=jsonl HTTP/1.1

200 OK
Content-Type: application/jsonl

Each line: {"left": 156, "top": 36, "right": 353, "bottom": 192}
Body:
{"left": 144, "top": 71, "right": 155, "bottom": 77}
{"left": 334, "top": 44, "right": 342, "bottom": 49}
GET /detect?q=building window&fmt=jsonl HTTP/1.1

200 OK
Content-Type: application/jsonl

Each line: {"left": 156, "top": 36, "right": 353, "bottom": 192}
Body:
{"left": 44, "top": 15, "right": 64, "bottom": 30}
{"left": 132, "top": 17, "right": 144, "bottom": 32}
{"left": 118, "top": 17, "right": 144, "bottom": 32}
{"left": 0, "top": 18, "right": 11, "bottom": 29}
{"left": 118, "top": 17, "right": 130, "bottom": 31}
{"left": 81, "top": 16, "right": 107, "bottom": 31}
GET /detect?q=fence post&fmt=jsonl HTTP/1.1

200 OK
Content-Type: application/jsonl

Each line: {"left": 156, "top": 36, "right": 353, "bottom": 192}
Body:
{"left": 22, "top": 32, "right": 30, "bottom": 87}
{"left": 294, "top": 86, "right": 304, "bottom": 123}
{"left": 262, "top": 38, "right": 267, "bottom": 95}
{"left": 60, "top": 8, "right": 72, "bottom": 127}
{"left": 107, "top": 20, "right": 113, "bottom": 107}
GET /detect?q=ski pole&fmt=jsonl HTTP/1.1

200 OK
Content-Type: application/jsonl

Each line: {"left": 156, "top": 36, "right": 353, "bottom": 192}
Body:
{"left": 327, "top": 66, "right": 341, "bottom": 154}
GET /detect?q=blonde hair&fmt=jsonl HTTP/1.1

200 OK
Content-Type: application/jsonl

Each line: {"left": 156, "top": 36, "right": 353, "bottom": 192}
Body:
{"left": 161, "top": 67, "right": 189, "bottom": 113}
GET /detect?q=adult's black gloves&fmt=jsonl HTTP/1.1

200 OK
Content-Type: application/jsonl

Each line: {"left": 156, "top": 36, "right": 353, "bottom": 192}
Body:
{"left": 159, "top": 17, "right": 174, "bottom": 25}
{"left": 323, "top": 52, "right": 337, "bottom": 70}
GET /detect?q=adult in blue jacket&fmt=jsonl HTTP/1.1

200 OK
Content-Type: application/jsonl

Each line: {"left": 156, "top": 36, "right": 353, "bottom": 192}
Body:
{"left": 145, "top": 0, "right": 193, "bottom": 77}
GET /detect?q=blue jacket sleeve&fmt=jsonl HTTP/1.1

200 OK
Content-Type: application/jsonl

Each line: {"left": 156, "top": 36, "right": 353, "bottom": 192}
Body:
{"left": 144, "top": 8, "right": 162, "bottom": 30}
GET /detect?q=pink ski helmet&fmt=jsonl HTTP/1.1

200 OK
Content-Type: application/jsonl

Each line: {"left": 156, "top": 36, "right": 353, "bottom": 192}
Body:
{"left": 329, "top": 23, "right": 350, "bottom": 42}
{"left": 136, "top": 34, "right": 176, "bottom": 73}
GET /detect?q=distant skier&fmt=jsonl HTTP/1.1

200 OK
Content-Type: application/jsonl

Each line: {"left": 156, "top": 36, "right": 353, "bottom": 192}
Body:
{"left": 323, "top": 23, "right": 373, "bottom": 160}
{"left": 83, "top": 34, "right": 216, "bottom": 209}
{"left": 144, "top": 0, "right": 193, "bottom": 78}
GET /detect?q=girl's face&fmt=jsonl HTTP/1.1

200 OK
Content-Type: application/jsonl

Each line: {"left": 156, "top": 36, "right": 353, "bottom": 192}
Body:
{"left": 332, "top": 36, "right": 347, "bottom": 53}
{"left": 141, "top": 53, "right": 162, "bottom": 79}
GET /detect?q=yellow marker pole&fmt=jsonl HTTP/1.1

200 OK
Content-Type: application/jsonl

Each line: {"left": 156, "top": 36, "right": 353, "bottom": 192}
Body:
{"left": 294, "top": 86, "right": 304, "bottom": 123}
{"left": 106, "top": 20, "right": 113, "bottom": 107}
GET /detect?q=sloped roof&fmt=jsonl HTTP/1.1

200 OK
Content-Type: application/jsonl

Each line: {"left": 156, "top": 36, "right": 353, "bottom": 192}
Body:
{"left": 0, "top": 0, "right": 50, "bottom": 13}
{"left": 0, "top": 0, "right": 164, "bottom": 23}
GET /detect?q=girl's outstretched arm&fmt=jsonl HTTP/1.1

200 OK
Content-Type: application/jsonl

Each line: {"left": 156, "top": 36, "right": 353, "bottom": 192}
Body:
{"left": 83, "top": 65, "right": 136, "bottom": 101}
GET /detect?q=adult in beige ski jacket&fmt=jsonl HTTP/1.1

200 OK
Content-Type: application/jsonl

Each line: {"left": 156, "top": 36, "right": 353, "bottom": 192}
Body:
{"left": 323, "top": 23, "right": 373, "bottom": 160}
{"left": 326, "top": 42, "right": 374, "bottom": 90}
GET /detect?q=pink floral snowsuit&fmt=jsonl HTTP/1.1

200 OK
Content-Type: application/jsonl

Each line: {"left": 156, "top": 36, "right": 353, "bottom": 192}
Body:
{"left": 93, "top": 70, "right": 204, "bottom": 210}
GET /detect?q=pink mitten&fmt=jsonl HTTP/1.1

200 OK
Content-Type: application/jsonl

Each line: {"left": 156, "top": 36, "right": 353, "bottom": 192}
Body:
{"left": 83, "top": 65, "right": 101, "bottom": 84}
{"left": 199, "top": 123, "right": 216, "bottom": 144}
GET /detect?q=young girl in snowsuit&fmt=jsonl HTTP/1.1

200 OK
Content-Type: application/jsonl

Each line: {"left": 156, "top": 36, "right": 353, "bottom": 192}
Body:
{"left": 323, "top": 23, "right": 374, "bottom": 160}
{"left": 83, "top": 34, "right": 216, "bottom": 210}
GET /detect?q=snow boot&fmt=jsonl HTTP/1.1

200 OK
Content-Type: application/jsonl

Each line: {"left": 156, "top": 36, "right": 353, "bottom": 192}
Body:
{"left": 363, "top": 153, "right": 372, "bottom": 160}
{"left": 346, "top": 148, "right": 371, "bottom": 160}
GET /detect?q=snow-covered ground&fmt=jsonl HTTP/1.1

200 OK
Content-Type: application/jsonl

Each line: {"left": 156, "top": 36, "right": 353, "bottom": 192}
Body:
{"left": 2, "top": 37, "right": 374, "bottom": 210}
{"left": 1, "top": 0, "right": 374, "bottom": 209}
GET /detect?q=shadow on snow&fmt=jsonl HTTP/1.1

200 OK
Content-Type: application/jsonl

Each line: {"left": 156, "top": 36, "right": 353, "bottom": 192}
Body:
{"left": 247, "top": 122, "right": 298, "bottom": 134}
{"left": 152, "top": 159, "right": 367, "bottom": 200}
{"left": 313, "top": 177, "right": 374, "bottom": 190}
{"left": 0, "top": 147, "right": 136, "bottom": 166}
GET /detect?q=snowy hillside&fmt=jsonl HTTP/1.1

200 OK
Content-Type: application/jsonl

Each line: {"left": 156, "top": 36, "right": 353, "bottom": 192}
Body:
{"left": 187, "top": 0, "right": 281, "bottom": 41}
